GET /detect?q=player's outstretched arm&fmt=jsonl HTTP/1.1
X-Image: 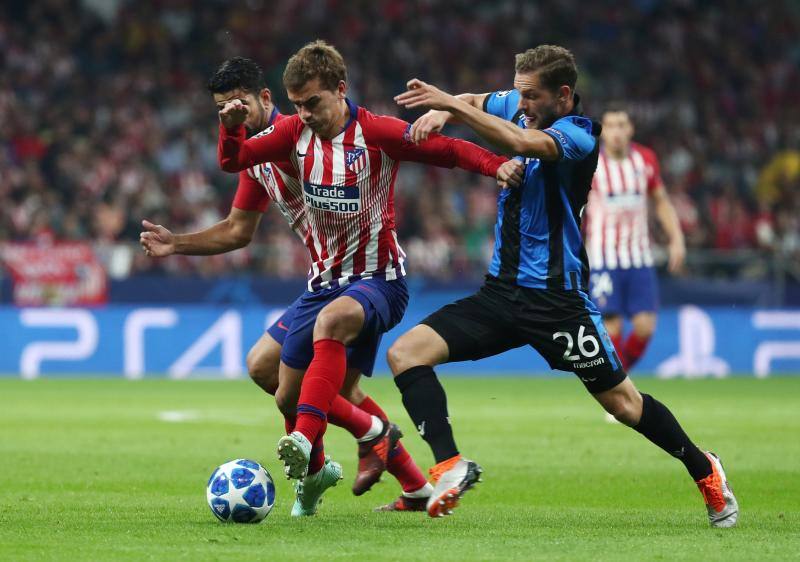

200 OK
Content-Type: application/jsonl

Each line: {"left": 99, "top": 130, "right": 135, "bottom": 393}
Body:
{"left": 139, "top": 208, "right": 261, "bottom": 257}
{"left": 218, "top": 100, "right": 295, "bottom": 172}
{"left": 396, "top": 79, "right": 559, "bottom": 160}
{"left": 409, "top": 93, "right": 489, "bottom": 144}
{"left": 651, "top": 185, "right": 686, "bottom": 273}
{"left": 364, "top": 113, "right": 521, "bottom": 186}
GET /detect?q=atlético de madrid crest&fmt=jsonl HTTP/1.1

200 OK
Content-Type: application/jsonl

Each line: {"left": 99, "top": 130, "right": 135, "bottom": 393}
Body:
{"left": 346, "top": 147, "right": 367, "bottom": 173}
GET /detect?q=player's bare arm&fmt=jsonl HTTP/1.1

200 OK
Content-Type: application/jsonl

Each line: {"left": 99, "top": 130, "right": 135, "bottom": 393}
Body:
{"left": 396, "top": 79, "right": 559, "bottom": 160}
{"left": 651, "top": 184, "right": 686, "bottom": 273}
{"left": 410, "top": 92, "right": 489, "bottom": 143}
{"left": 139, "top": 208, "right": 261, "bottom": 257}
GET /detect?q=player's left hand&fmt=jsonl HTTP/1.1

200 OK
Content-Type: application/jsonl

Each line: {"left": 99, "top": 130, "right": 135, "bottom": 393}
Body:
{"left": 496, "top": 159, "right": 525, "bottom": 189}
{"left": 667, "top": 238, "right": 686, "bottom": 273}
{"left": 394, "top": 79, "right": 455, "bottom": 111}
{"left": 139, "top": 220, "right": 175, "bottom": 258}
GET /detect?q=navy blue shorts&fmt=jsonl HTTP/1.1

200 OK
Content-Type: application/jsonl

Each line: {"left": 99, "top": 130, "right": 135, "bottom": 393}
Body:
{"left": 269, "top": 277, "right": 408, "bottom": 377}
{"left": 589, "top": 266, "right": 658, "bottom": 317}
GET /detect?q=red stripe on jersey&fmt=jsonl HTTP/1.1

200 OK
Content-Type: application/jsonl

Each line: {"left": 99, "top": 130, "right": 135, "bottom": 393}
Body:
{"left": 368, "top": 145, "right": 390, "bottom": 272}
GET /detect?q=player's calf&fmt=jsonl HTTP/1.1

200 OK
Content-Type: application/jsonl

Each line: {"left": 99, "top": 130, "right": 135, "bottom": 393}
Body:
{"left": 593, "top": 379, "right": 643, "bottom": 426}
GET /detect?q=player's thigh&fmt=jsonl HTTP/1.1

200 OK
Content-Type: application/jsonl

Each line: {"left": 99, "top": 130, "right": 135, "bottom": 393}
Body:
{"left": 246, "top": 332, "right": 282, "bottom": 392}
{"left": 392, "top": 286, "right": 522, "bottom": 372}
{"left": 520, "top": 289, "right": 626, "bottom": 394}
{"left": 630, "top": 311, "right": 657, "bottom": 339}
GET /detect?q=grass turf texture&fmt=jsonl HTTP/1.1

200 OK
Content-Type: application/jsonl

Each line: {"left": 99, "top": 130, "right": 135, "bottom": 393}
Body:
{"left": 0, "top": 377, "right": 798, "bottom": 561}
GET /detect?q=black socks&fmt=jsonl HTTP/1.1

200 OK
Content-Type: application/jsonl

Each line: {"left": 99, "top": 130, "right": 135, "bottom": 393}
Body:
{"left": 394, "top": 365, "right": 459, "bottom": 464}
{"left": 634, "top": 393, "right": 713, "bottom": 481}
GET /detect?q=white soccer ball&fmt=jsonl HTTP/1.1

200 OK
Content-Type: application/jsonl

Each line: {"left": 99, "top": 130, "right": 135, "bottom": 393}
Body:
{"left": 206, "top": 459, "right": 276, "bottom": 523}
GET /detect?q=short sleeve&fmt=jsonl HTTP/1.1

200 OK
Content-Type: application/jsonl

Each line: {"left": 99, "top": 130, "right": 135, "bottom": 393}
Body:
{"left": 483, "top": 89, "right": 521, "bottom": 122}
{"left": 232, "top": 170, "right": 269, "bottom": 212}
{"left": 640, "top": 146, "right": 664, "bottom": 194}
{"left": 542, "top": 116, "right": 597, "bottom": 162}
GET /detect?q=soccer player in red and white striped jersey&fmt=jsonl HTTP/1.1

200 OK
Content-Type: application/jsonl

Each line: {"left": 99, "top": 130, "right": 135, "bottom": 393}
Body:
{"left": 217, "top": 41, "right": 522, "bottom": 514}
{"left": 142, "top": 57, "right": 439, "bottom": 514}
{"left": 583, "top": 107, "right": 686, "bottom": 370}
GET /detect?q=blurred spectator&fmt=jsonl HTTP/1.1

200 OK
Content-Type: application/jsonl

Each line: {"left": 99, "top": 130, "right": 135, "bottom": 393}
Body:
{"left": 0, "top": 0, "right": 798, "bottom": 280}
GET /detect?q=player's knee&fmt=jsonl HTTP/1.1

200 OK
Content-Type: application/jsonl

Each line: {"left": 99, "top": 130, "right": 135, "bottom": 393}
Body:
{"left": 632, "top": 321, "right": 656, "bottom": 340}
{"left": 314, "top": 305, "right": 362, "bottom": 342}
{"left": 602, "top": 391, "right": 642, "bottom": 426}
{"left": 387, "top": 334, "right": 423, "bottom": 375}
{"left": 245, "top": 348, "right": 279, "bottom": 395}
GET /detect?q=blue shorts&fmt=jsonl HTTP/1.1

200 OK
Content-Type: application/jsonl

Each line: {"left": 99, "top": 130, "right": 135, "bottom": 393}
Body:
{"left": 268, "top": 277, "right": 408, "bottom": 377}
{"left": 589, "top": 266, "right": 658, "bottom": 317}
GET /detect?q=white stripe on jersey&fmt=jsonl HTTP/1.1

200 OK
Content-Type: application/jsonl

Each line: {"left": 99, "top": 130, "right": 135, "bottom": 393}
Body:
{"left": 294, "top": 118, "right": 405, "bottom": 291}
{"left": 585, "top": 146, "right": 655, "bottom": 271}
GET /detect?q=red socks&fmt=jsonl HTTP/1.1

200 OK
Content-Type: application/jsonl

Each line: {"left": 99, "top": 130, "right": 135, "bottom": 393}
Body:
{"left": 294, "top": 339, "right": 347, "bottom": 444}
{"left": 358, "top": 396, "right": 429, "bottom": 493}
{"left": 328, "top": 394, "right": 373, "bottom": 438}
{"left": 610, "top": 331, "right": 651, "bottom": 371}
{"left": 610, "top": 332, "right": 627, "bottom": 370}
{"left": 622, "top": 332, "right": 651, "bottom": 370}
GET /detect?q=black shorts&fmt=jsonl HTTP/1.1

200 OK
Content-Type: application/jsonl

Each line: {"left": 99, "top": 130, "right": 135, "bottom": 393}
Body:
{"left": 421, "top": 276, "right": 627, "bottom": 393}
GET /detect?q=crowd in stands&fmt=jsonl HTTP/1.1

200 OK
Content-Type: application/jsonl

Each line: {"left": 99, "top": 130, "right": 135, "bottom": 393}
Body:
{"left": 1, "top": 0, "right": 798, "bottom": 280}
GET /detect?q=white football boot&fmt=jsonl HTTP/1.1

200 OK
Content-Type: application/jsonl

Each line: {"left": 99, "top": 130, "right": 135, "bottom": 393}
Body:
{"left": 277, "top": 431, "right": 312, "bottom": 480}
{"left": 426, "top": 455, "right": 483, "bottom": 518}
{"left": 695, "top": 451, "right": 739, "bottom": 528}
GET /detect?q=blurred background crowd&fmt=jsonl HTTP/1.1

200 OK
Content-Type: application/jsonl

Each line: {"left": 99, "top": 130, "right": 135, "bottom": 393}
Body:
{"left": 1, "top": 0, "right": 798, "bottom": 282}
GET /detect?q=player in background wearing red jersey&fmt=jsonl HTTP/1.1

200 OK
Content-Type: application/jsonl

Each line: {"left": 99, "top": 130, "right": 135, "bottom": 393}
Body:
{"left": 140, "top": 57, "right": 435, "bottom": 514}
{"left": 583, "top": 106, "right": 686, "bottom": 371}
{"left": 217, "top": 41, "right": 523, "bottom": 516}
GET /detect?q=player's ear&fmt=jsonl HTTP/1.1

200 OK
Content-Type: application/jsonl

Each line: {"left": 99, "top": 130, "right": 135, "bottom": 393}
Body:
{"left": 259, "top": 88, "right": 272, "bottom": 108}
{"left": 558, "top": 85, "right": 571, "bottom": 105}
{"left": 337, "top": 80, "right": 347, "bottom": 100}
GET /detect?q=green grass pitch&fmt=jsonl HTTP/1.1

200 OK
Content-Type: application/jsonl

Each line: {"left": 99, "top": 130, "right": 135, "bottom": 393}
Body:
{"left": 1, "top": 376, "right": 798, "bottom": 561}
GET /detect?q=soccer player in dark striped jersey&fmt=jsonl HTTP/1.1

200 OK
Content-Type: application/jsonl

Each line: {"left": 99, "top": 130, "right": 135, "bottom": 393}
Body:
{"left": 392, "top": 45, "right": 738, "bottom": 527}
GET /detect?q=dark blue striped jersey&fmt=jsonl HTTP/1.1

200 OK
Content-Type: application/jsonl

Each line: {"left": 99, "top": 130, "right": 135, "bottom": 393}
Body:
{"left": 483, "top": 90, "right": 601, "bottom": 291}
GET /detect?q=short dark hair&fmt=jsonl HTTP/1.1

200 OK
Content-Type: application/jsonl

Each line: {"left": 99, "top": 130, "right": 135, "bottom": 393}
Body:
{"left": 207, "top": 57, "right": 265, "bottom": 95}
{"left": 514, "top": 45, "right": 578, "bottom": 92}
{"left": 283, "top": 40, "right": 347, "bottom": 92}
{"left": 602, "top": 102, "right": 631, "bottom": 119}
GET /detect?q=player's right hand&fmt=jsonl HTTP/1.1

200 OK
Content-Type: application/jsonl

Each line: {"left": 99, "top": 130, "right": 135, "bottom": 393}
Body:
{"left": 409, "top": 110, "right": 449, "bottom": 144}
{"left": 219, "top": 99, "right": 249, "bottom": 128}
{"left": 496, "top": 159, "right": 525, "bottom": 189}
{"left": 140, "top": 220, "right": 175, "bottom": 257}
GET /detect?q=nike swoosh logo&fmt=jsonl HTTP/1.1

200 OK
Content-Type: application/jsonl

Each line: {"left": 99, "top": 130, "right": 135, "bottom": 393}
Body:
{"left": 296, "top": 151, "right": 306, "bottom": 158}
{"left": 277, "top": 321, "right": 289, "bottom": 331}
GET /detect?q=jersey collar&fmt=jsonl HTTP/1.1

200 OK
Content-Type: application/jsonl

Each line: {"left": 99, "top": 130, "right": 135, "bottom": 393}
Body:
{"left": 341, "top": 98, "right": 359, "bottom": 133}
{"left": 267, "top": 106, "right": 280, "bottom": 127}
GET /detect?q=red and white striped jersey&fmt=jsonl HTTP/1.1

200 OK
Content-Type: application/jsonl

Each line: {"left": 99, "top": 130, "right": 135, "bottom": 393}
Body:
{"left": 584, "top": 142, "right": 663, "bottom": 270}
{"left": 220, "top": 99, "right": 505, "bottom": 291}
{"left": 231, "top": 112, "right": 307, "bottom": 240}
